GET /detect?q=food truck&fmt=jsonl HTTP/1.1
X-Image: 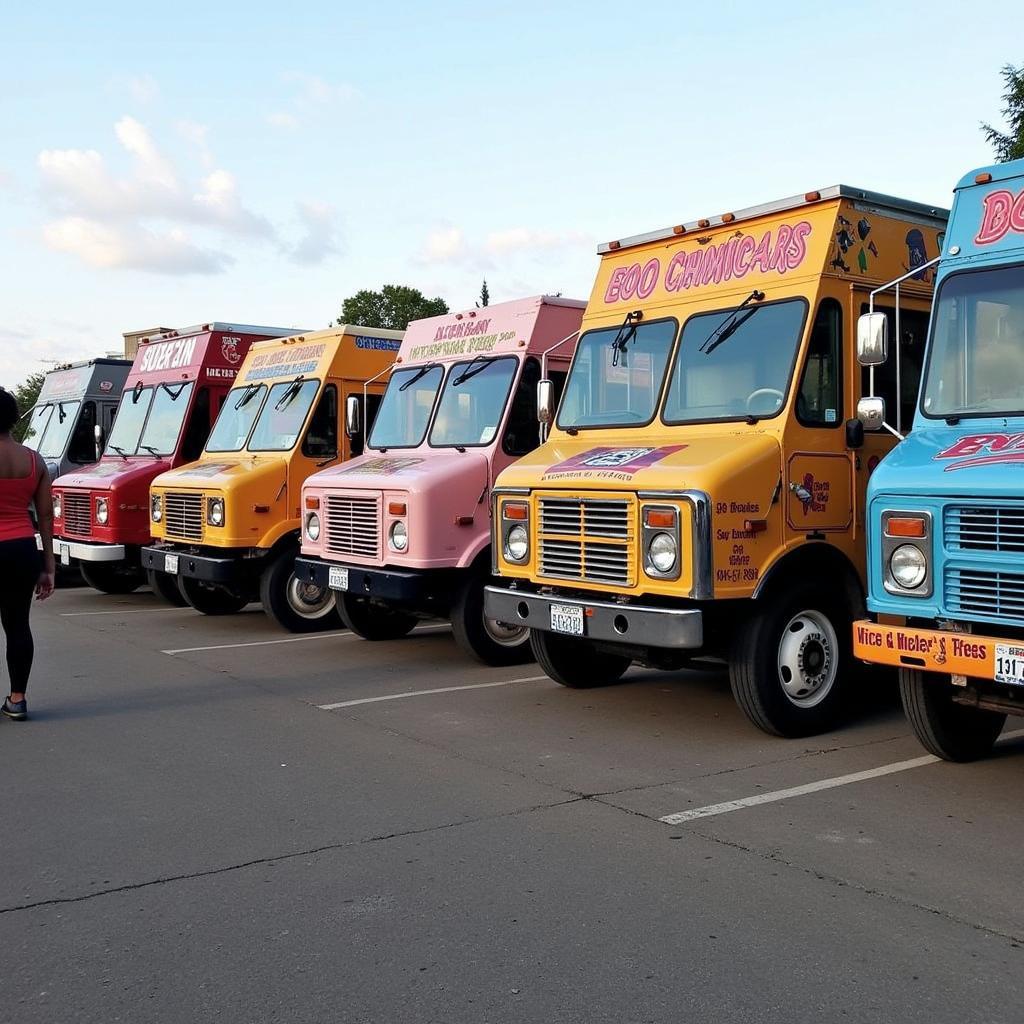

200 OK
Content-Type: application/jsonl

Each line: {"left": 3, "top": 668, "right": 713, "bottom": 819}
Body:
{"left": 293, "top": 296, "right": 584, "bottom": 664}
{"left": 142, "top": 326, "right": 401, "bottom": 629}
{"left": 483, "top": 187, "right": 947, "bottom": 736}
{"left": 851, "top": 157, "right": 1024, "bottom": 760}
{"left": 51, "top": 324, "right": 296, "bottom": 597}
{"left": 23, "top": 359, "right": 131, "bottom": 480}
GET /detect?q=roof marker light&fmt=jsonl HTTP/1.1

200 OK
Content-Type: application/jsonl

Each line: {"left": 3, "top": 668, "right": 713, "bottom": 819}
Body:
{"left": 672, "top": 225, "right": 685, "bottom": 235}
{"left": 805, "top": 191, "right": 821, "bottom": 202}
{"left": 698, "top": 219, "right": 710, "bottom": 228}
{"left": 722, "top": 213, "right": 735, "bottom": 223}
{"left": 608, "top": 240, "right": 621, "bottom": 250}
{"left": 975, "top": 172, "right": 993, "bottom": 184}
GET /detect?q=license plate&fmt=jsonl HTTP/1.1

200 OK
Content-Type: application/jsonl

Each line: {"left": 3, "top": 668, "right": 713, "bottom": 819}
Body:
{"left": 995, "top": 644, "right": 1024, "bottom": 686}
{"left": 164, "top": 553, "right": 179, "bottom": 575}
{"left": 59, "top": 542, "right": 70, "bottom": 567}
{"left": 328, "top": 566, "right": 349, "bottom": 591}
{"left": 550, "top": 603, "right": 584, "bottom": 636}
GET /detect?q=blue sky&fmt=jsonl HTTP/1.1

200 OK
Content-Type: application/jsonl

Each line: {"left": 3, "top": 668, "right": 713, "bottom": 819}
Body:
{"left": 0, "top": 0, "right": 1019, "bottom": 385}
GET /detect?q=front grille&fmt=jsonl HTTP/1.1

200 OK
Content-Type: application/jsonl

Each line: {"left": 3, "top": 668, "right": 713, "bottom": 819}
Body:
{"left": 946, "top": 567, "right": 1024, "bottom": 624}
{"left": 164, "top": 492, "right": 204, "bottom": 542}
{"left": 62, "top": 491, "right": 91, "bottom": 537}
{"left": 537, "top": 496, "right": 633, "bottom": 586}
{"left": 945, "top": 505, "right": 1024, "bottom": 553}
{"left": 324, "top": 494, "right": 380, "bottom": 558}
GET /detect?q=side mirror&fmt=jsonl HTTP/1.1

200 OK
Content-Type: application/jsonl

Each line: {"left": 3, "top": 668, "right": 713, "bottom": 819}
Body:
{"left": 857, "top": 312, "right": 888, "bottom": 366}
{"left": 94, "top": 423, "right": 104, "bottom": 460}
{"left": 345, "top": 395, "right": 361, "bottom": 438}
{"left": 537, "top": 379, "right": 554, "bottom": 425}
{"left": 856, "top": 396, "right": 885, "bottom": 432}
{"left": 845, "top": 418, "right": 864, "bottom": 450}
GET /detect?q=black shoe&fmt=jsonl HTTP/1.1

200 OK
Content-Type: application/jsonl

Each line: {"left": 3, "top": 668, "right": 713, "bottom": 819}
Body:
{"left": 2, "top": 698, "right": 27, "bottom": 721}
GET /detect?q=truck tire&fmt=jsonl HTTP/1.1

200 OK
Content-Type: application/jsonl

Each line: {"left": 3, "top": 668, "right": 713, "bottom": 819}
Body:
{"left": 260, "top": 547, "right": 340, "bottom": 633}
{"left": 450, "top": 575, "right": 533, "bottom": 666}
{"left": 146, "top": 568, "right": 188, "bottom": 606}
{"left": 177, "top": 576, "right": 250, "bottom": 616}
{"left": 899, "top": 667, "right": 1005, "bottom": 762}
{"left": 80, "top": 561, "right": 144, "bottom": 595}
{"left": 337, "top": 593, "right": 417, "bottom": 641}
{"left": 530, "top": 630, "right": 631, "bottom": 688}
{"left": 729, "top": 581, "right": 852, "bottom": 738}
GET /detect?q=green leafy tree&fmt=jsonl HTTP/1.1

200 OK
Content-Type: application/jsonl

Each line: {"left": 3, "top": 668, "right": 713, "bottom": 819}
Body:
{"left": 338, "top": 285, "right": 448, "bottom": 331}
{"left": 982, "top": 63, "right": 1024, "bottom": 162}
{"left": 9, "top": 372, "right": 45, "bottom": 442}
{"left": 477, "top": 279, "right": 490, "bottom": 308}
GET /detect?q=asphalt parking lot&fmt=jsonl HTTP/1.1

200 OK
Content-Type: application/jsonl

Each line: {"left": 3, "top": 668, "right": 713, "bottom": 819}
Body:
{"left": 3, "top": 585, "right": 1023, "bottom": 1023}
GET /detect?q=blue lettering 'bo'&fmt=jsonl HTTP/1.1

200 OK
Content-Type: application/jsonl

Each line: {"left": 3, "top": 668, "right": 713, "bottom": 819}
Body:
{"left": 355, "top": 337, "right": 402, "bottom": 351}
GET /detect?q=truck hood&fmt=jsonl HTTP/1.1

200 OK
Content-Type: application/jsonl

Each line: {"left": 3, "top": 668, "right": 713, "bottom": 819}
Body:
{"left": 870, "top": 424, "right": 1024, "bottom": 499}
{"left": 54, "top": 457, "right": 171, "bottom": 493}
{"left": 307, "top": 449, "right": 489, "bottom": 499}
{"left": 496, "top": 432, "right": 782, "bottom": 495}
{"left": 153, "top": 455, "right": 287, "bottom": 492}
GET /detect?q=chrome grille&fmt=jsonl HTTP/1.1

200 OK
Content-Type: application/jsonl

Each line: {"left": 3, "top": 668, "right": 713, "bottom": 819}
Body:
{"left": 62, "top": 491, "right": 91, "bottom": 537}
{"left": 946, "top": 567, "right": 1024, "bottom": 624}
{"left": 945, "top": 505, "right": 1024, "bottom": 553}
{"left": 538, "top": 496, "right": 633, "bottom": 586}
{"left": 164, "top": 492, "right": 204, "bottom": 542}
{"left": 324, "top": 494, "right": 380, "bottom": 558}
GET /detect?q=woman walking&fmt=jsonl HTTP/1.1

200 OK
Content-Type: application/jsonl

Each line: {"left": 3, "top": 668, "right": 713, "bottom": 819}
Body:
{"left": 0, "top": 387, "right": 55, "bottom": 720}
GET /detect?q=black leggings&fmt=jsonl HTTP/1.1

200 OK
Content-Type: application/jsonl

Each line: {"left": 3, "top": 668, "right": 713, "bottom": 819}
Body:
{"left": 0, "top": 537, "right": 39, "bottom": 694}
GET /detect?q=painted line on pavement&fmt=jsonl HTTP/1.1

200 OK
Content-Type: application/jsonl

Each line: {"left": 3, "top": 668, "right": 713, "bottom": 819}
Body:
{"left": 317, "top": 675, "right": 547, "bottom": 710}
{"left": 62, "top": 606, "right": 185, "bottom": 617}
{"left": 660, "top": 728, "right": 1024, "bottom": 825}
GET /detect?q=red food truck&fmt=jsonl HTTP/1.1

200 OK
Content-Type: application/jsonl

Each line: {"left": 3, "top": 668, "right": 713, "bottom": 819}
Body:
{"left": 51, "top": 323, "right": 298, "bottom": 598}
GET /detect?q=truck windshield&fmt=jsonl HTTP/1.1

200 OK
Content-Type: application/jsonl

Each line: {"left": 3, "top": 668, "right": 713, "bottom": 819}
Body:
{"left": 921, "top": 266, "right": 1024, "bottom": 419}
{"left": 248, "top": 379, "right": 320, "bottom": 452}
{"left": 22, "top": 405, "right": 53, "bottom": 451}
{"left": 663, "top": 299, "right": 807, "bottom": 423}
{"left": 369, "top": 365, "right": 444, "bottom": 448}
{"left": 206, "top": 384, "right": 268, "bottom": 452}
{"left": 37, "top": 400, "right": 82, "bottom": 458}
{"left": 429, "top": 357, "right": 518, "bottom": 447}
{"left": 138, "top": 382, "right": 195, "bottom": 455}
{"left": 557, "top": 320, "right": 677, "bottom": 429}
{"left": 106, "top": 387, "right": 154, "bottom": 455}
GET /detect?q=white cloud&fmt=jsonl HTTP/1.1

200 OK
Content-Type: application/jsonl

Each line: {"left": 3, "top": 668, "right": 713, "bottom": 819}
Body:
{"left": 290, "top": 201, "right": 341, "bottom": 265}
{"left": 415, "top": 225, "right": 594, "bottom": 271}
{"left": 176, "top": 120, "right": 213, "bottom": 167}
{"left": 485, "top": 228, "right": 591, "bottom": 255}
{"left": 419, "top": 227, "right": 469, "bottom": 264}
{"left": 267, "top": 72, "right": 359, "bottom": 130}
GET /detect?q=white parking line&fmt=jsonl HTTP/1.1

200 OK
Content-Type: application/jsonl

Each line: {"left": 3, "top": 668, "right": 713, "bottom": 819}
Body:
{"left": 660, "top": 728, "right": 1024, "bottom": 825}
{"left": 162, "top": 622, "right": 450, "bottom": 655}
{"left": 62, "top": 606, "right": 185, "bottom": 617}
{"left": 317, "top": 675, "right": 546, "bottom": 710}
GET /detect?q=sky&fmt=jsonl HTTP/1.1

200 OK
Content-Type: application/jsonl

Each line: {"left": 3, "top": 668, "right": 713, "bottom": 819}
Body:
{"left": 0, "top": 0, "right": 1019, "bottom": 386}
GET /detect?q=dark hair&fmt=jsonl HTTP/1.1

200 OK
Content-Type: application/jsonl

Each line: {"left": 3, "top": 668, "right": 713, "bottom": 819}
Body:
{"left": 0, "top": 388, "right": 19, "bottom": 434}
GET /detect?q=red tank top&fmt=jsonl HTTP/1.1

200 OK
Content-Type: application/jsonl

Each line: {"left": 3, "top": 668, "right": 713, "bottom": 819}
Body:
{"left": 0, "top": 450, "right": 40, "bottom": 542}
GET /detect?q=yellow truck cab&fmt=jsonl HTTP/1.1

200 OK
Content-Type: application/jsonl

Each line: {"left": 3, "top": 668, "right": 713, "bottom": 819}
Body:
{"left": 142, "top": 326, "right": 401, "bottom": 629}
{"left": 485, "top": 186, "right": 947, "bottom": 737}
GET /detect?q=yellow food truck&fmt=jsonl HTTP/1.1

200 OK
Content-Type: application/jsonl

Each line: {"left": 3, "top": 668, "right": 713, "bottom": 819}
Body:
{"left": 484, "top": 186, "right": 947, "bottom": 736}
{"left": 141, "top": 326, "right": 401, "bottom": 629}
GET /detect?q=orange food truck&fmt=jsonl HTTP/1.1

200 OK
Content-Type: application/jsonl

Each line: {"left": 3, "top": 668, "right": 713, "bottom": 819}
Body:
{"left": 484, "top": 187, "right": 947, "bottom": 736}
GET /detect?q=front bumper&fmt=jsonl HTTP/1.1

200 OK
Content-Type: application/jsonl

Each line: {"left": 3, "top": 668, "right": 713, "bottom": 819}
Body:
{"left": 484, "top": 586, "right": 703, "bottom": 649}
{"left": 295, "top": 556, "right": 436, "bottom": 603}
{"left": 54, "top": 539, "right": 127, "bottom": 563}
{"left": 141, "top": 544, "right": 262, "bottom": 584}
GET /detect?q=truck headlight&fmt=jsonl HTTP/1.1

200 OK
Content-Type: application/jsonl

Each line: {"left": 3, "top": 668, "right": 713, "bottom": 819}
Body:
{"left": 505, "top": 524, "right": 528, "bottom": 561}
{"left": 501, "top": 501, "right": 529, "bottom": 564}
{"left": 207, "top": 497, "right": 225, "bottom": 527}
{"left": 389, "top": 520, "right": 408, "bottom": 552}
{"left": 306, "top": 512, "right": 320, "bottom": 542}
{"left": 648, "top": 532, "right": 677, "bottom": 573}
{"left": 95, "top": 497, "right": 109, "bottom": 525}
{"left": 642, "top": 505, "right": 680, "bottom": 579}
{"left": 150, "top": 494, "right": 162, "bottom": 523}
{"left": 53, "top": 494, "right": 62, "bottom": 519}
{"left": 889, "top": 544, "right": 927, "bottom": 589}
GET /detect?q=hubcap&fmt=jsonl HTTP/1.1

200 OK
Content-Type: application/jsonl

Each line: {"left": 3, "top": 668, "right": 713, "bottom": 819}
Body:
{"left": 286, "top": 576, "right": 335, "bottom": 619}
{"left": 776, "top": 609, "right": 837, "bottom": 708}
{"left": 483, "top": 613, "right": 529, "bottom": 648}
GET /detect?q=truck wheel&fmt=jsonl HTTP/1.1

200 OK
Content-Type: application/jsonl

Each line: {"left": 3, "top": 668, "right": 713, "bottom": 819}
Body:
{"left": 530, "top": 630, "right": 631, "bottom": 688}
{"left": 146, "top": 568, "right": 187, "bottom": 606}
{"left": 450, "top": 575, "right": 532, "bottom": 666}
{"left": 729, "top": 582, "right": 852, "bottom": 737}
{"left": 260, "top": 548, "right": 340, "bottom": 633}
{"left": 80, "top": 561, "right": 144, "bottom": 595}
{"left": 899, "top": 668, "right": 1005, "bottom": 762}
{"left": 338, "top": 593, "right": 417, "bottom": 641}
{"left": 177, "top": 576, "right": 250, "bottom": 616}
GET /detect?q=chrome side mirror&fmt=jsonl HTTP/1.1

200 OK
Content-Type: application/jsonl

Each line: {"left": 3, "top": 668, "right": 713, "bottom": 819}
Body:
{"left": 857, "top": 312, "right": 888, "bottom": 366}
{"left": 857, "top": 396, "right": 885, "bottom": 432}
{"left": 94, "top": 423, "right": 104, "bottom": 460}
{"left": 537, "top": 379, "right": 554, "bottom": 425}
{"left": 345, "top": 395, "right": 360, "bottom": 438}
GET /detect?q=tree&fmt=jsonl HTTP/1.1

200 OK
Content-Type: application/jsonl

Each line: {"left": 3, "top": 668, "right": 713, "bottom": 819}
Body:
{"left": 477, "top": 279, "right": 490, "bottom": 308}
{"left": 10, "top": 372, "right": 45, "bottom": 442}
{"left": 982, "top": 63, "right": 1024, "bottom": 162}
{"left": 338, "top": 285, "right": 448, "bottom": 331}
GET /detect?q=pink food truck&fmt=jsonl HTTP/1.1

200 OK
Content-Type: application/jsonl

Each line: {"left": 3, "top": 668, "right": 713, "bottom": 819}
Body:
{"left": 294, "top": 295, "right": 584, "bottom": 664}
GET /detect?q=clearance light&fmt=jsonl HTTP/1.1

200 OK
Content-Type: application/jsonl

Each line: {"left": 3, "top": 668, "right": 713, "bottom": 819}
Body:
{"left": 698, "top": 219, "right": 711, "bottom": 228}
{"left": 744, "top": 519, "right": 768, "bottom": 534}
{"left": 305, "top": 496, "right": 320, "bottom": 510}
{"left": 672, "top": 225, "right": 685, "bottom": 235}
{"left": 805, "top": 191, "right": 821, "bottom": 202}
{"left": 503, "top": 502, "right": 528, "bottom": 521}
{"left": 885, "top": 516, "right": 927, "bottom": 539}
{"left": 722, "top": 212, "right": 736, "bottom": 223}
{"left": 388, "top": 501, "right": 407, "bottom": 516}
{"left": 975, "top": 173, "right": 993, "bottom": 184}
{"left": 608, "top": 240, "right": 621, "bottom": 251}
{"left": 644, "top": 508, "right": 677, "bottom": 529}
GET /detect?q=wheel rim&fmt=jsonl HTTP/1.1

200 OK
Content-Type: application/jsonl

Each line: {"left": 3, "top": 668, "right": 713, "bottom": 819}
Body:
{"left": 776, "top": 609, "right": 838, "bottom": 708}
{"left": 286, "top": 575, "right": 335, "bottom": 619}
{"left": 483, "top": 612, "right": 529, "bottom": 648}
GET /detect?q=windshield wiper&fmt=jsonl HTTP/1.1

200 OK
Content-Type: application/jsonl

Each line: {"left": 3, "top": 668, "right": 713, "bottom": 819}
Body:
{"left": 399, "top": 366, "right": 433, "bottom": 392}
{"left": 235, "top": 384, "right": 261, "bottom": 409}
{"left": 139, "top": 444, "right": 162, "bottom": 457}
{"left": 109, "top": 445, "right": 129, "bottom": 460}
{"left": 57, "top": 402, "right": 69, "bottom": 424}
{"left": 164, "top": 382, "right": 189, "bottom": 401}
{"left": 452, "top": 356, "right": 491, "bottom": 386}
{"left": 701, "top": 290, "right": 765, "bottom": 356}
{"left": 274, "top": 375, "right": 306, "bottom": 411}
{"left": 609, "top": 310, "right": 644, "bottom": 368}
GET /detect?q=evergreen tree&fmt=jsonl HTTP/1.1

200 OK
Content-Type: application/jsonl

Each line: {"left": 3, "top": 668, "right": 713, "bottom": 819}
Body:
{"left": 982, "top": 64, "right": 1024, "bottom": 162}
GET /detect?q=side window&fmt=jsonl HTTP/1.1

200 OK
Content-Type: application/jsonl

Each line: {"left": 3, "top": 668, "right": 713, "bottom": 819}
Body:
{"left": 180, "top": 388, "right": 211, "bottom": 462}
{"left": 502, "top": 358, "right": 542, "bottom": 456}
{"left": 68, "top": 401, "right": 97, "bottom": 462}
{"left": 797, "top": 299, "right": 842, "bottom": 427}
{"left": 860, "top": 304, "right": 929, "bottom": 430}
{"left": 302, "top": 384, "right": 338, "bottom": 459}
{"left": 350, "top": 392, "right": 383, "bottom": 459}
